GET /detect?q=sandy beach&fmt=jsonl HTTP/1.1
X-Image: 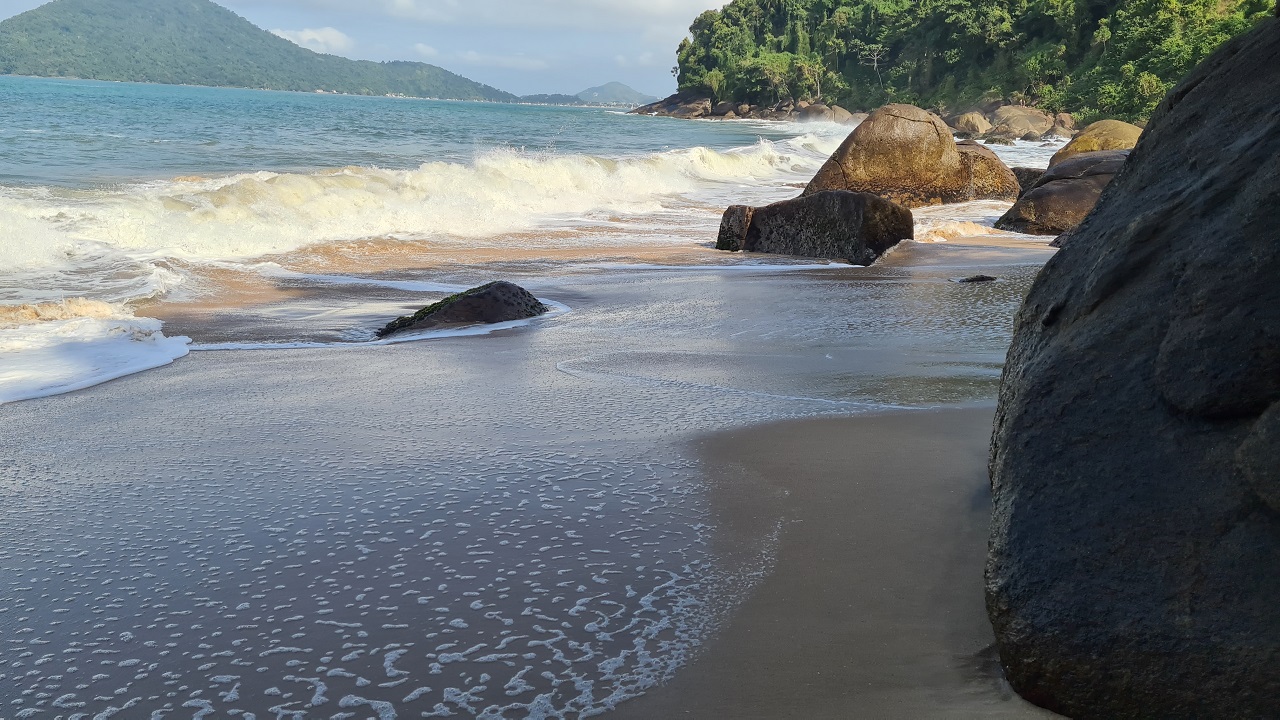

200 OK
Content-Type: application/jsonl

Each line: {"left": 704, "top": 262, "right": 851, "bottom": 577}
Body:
{"left": 614, "top": 409, "right": 1059, "bottom": 719}
{"left": 0, "top": 237, "right": 1058, "bottom": 716}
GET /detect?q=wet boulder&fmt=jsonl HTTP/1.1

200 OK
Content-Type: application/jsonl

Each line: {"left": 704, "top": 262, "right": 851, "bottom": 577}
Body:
{"left": 715, "top": 205, "right": 755, "bottom": 252}
{"left": 804, "top": 104, "right": 1018, "bottom": 207}
{"left": 716, "top": 190, "right": 913, "bottom": 266}
{"left": 1050, "top": 119, "right": 1142, "bottom": 165}
{"left": 988, "top": 16, "right": 1280, "bottom": 719}
{"left": 994, "top": 150, "right": 1128, "bottom": 235}
{"left": 377, "top": 281, "right": 548, "bottom": 337}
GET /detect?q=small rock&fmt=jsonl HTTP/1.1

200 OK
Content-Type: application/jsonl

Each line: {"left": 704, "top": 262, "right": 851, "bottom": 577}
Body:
{"left": 377, "top": 281, "right": 548, "bottom": 338}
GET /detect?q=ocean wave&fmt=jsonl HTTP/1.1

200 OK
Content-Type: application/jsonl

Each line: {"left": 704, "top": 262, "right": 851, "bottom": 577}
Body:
{"left": 0, "top": 141, "right": 820, "bottom": 273}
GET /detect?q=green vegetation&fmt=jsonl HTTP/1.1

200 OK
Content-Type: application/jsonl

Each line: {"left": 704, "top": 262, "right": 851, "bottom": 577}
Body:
{"left": 675, "top": 0, "right": 1275, "bottom": 120}
{"left": 0, "top": 0, "right": 517, "bottom": 101}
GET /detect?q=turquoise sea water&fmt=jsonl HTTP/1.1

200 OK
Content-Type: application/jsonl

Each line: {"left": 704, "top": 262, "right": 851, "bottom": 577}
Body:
{"left": 0, "top": 75, "right": 812, "bottom": 187}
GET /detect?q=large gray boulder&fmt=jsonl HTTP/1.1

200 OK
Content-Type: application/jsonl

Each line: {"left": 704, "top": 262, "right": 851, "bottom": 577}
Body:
{"left": 377, "top": 281, "right": 548, "bottom": 337}
{"left": 716, "top": 191, "right": 913, "bottom": 265}
{"left": 988, "top": 16, "right": 1280, "bottom": 719}
{"left": 994, "top": 150, "right": 1128, "bottom": 235}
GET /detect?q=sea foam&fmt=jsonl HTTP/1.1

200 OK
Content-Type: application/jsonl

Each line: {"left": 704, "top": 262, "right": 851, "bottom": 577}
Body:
{"left": 0, "top": 305, "right": 190, "bottom": 405}
{"left": 0, "top": 142, "right": 819, "bottom": 273}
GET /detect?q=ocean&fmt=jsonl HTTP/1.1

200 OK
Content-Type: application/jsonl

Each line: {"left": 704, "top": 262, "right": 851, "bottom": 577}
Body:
{"left": 0, "top": 75, "right": 1060, "bottom": 718}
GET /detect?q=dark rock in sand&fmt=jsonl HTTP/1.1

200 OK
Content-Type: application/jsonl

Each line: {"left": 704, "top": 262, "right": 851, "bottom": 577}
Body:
{"left": 716, "top": 191, "right": 912, "bottom": 266}
{"left": 988, "top": 16, "right": 1280, "bottom": 720}
{"left": 955, "top": 275, "right": 997, "bottom": 283}
{"left": 377, "top": 281, "right": 548, "bottom": 337}
{"left": 804, "top": 104, "right": 1018, "bottom": 207}
{"left": 715, "top": 205, "right": 755, "bottom": 252}
{"left": 1010, "top": 167, "right": 1045, "bottom": 196}
{"left": 994, "top": 150, "right": 1128, "bottom": 235}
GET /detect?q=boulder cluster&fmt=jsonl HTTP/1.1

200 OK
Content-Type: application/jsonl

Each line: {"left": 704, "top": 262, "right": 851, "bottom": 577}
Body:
{"left": 996, "top": 118, "right": 1143, "bottom": 236}
{"left": 945, "top": 103, "right": 1076, "bottom": 144}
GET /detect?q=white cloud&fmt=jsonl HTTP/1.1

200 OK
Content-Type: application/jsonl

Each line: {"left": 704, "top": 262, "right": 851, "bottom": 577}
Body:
{"left": 271, "top": 26, "right": 355, "bottom": 54}
{"left": 414, "top": 43, "right": 439, "bottom": 57}
{"left": 374, "top": 0, "right": 722, "bottom": 29}
{"left": 615, "top": 52, "right": 656, "bottom": 68}
{"left": 455, "top": 51, "right": 550, "bottom": 71}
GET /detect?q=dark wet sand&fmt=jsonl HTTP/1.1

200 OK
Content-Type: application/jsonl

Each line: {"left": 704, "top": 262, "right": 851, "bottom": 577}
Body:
{"left": 613, "top": 407, "right": 1058, "bottom": 719}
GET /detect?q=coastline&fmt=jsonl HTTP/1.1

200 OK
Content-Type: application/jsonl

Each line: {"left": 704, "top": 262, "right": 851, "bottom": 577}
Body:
{"left": 613, "top": 408, "right": 1060, "bottom": 719}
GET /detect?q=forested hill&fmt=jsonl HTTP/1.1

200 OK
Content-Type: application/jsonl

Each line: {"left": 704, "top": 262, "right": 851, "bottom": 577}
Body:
{"left": 0, "top": 0, "right": 518, "bottom": 102}
{"left": 675, "top": 0, "right": 1276, "bottom": 121}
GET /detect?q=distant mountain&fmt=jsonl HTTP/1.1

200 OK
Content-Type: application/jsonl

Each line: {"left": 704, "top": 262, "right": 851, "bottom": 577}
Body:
{"left": 519, "top": 93, "right": 585, "bottom": 106}
{"left": 576, "top": 82, "right": 658, "bottom": 106}
{"left": 0, "top": 0, "right": 517, "bottom": 102}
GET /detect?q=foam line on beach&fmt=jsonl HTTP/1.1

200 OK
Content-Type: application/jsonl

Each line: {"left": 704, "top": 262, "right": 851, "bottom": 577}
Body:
{"left": 0, "top": 314, "right": 190, "bottom": 405}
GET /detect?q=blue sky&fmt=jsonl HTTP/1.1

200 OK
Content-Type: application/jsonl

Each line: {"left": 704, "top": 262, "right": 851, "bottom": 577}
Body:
{"left": 0, "top": 0, "right": 728, "bottom": 96}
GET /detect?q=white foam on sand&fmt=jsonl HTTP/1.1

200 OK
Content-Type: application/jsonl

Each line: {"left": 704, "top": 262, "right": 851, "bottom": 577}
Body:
{"left": 0, "top": 303, "right": 190, "bottom": 405}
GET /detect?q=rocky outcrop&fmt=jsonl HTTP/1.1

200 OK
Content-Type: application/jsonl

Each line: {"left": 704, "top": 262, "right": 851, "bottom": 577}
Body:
{"left": 988, "top": 16, "right": 1280, "bottom": 719}
{"left": 716, "top": 190, "right": 913, "bottom": 265}
{"left": 804, "top": 104, "right": 1019, "bottom": 207}
{"left": 377, "top": 281, "right": 548, "bottom": 337}
{"left": 952, "top": 111, "right": 993, "bottom": 136}
{"left": 994, "top": 150, "right": 1128, "bottom": 235}
{"left": 1050, "top": 119, "right": 1142, "bottom": 165}
{"left": 631, "top": 93, "right": 715, "bottom": 119}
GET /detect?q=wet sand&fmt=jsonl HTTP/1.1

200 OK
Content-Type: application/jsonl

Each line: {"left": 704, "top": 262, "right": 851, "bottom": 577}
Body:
{"left": 1, "top": 247, "right": 1059, "bottom": 717}
{"left": 613, "top": 408, "right": 1059, "bottom": 719}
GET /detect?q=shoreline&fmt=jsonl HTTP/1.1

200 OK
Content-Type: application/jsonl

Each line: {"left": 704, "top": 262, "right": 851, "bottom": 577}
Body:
{"left": 612, "top": 407, "right": 1060, "bottom": 719}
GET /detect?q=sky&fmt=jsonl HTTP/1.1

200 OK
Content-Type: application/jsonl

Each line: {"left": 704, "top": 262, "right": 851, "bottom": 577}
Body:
{"left": 0, "top": 0, "right": 729, "bottom": 96}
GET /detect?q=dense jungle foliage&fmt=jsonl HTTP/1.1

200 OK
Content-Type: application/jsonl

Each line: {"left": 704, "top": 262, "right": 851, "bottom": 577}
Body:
{"left": 0, "top": 0, "right": 517, "bottom": 101}
{"left": 675, "top": 0, "right": 1276, "bottom": 120}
